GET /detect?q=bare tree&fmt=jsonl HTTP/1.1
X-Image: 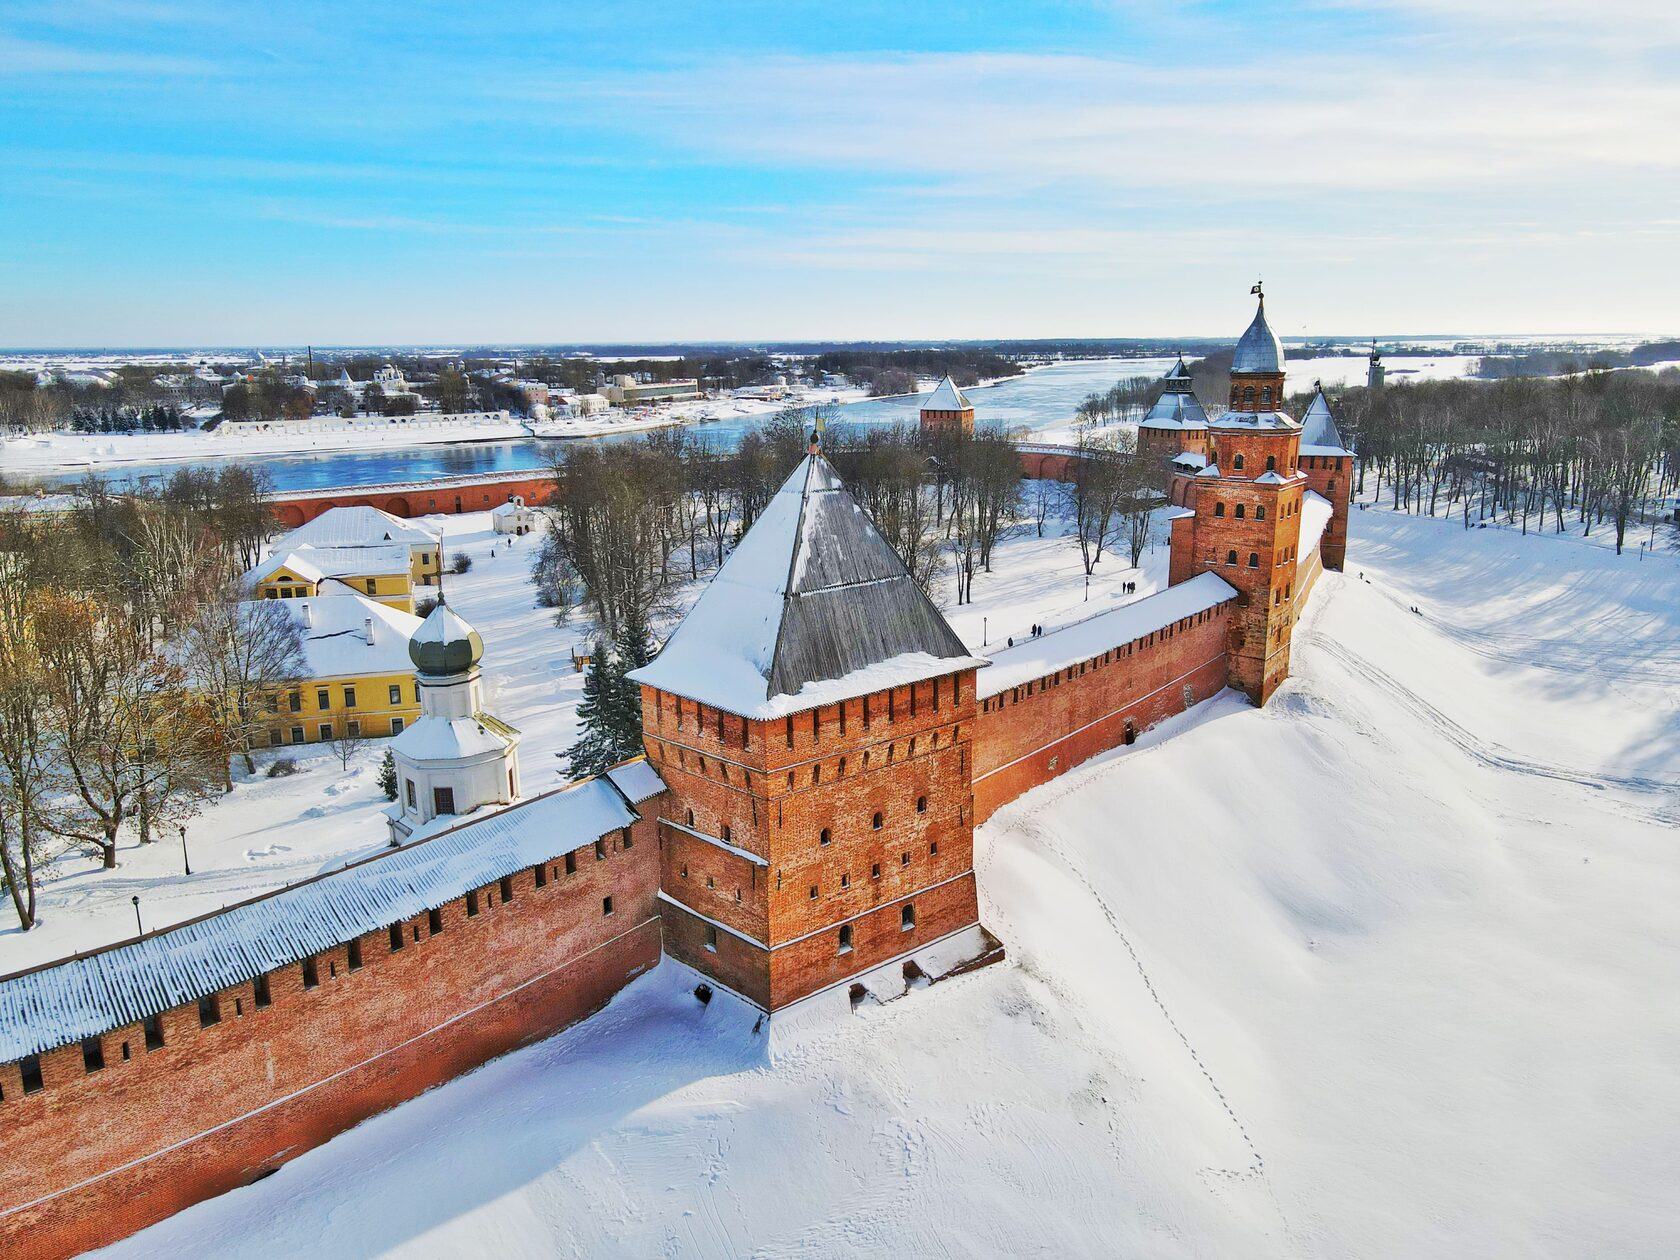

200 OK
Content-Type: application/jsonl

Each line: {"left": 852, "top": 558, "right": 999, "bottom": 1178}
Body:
{"left": 0, "top": 561, "right": 61, "bottom": 928}
{"left": 183, "top": 586, "right": 308, "bottom": 778}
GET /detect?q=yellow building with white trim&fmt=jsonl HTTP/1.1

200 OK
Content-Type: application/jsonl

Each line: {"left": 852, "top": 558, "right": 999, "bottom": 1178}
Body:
{"left": 254, "top": 592, "right": 424, "bottom": 745}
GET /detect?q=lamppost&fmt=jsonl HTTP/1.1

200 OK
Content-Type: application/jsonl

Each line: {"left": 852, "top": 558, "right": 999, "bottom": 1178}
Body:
{"left": 179, "top": 824, "right": 192, "bottom": 876}
{"left": 132, "top": 895, "right": 143, "bottom": 937}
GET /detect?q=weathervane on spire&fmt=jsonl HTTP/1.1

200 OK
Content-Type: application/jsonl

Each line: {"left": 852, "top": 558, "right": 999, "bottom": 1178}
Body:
{"left": 1251, "top": 279, "right": 1264, "bottom": 301}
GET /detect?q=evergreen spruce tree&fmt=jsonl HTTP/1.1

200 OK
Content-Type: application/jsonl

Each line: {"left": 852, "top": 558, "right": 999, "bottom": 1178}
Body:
{"left": 608, "top": 605, "right": 655, "bottom": 759}
{"left": 378, "top": 748, "right": 398, "bottom": 801}
{"left": 564, "top": 640, "right": 620, "bottom": 779}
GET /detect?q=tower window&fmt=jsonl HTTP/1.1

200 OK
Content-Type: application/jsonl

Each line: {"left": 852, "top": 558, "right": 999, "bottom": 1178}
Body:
{"left": 916, "top": 795, "right": 927, "bottom": 813}
{"left": 390, "top": 923, "right": 405, "bottom": 951}
{"left": 19, "top": 1055, "right": 43, "bottom": 1094}
{"left": 1256, "top": 505, "right": 1266, "bottom": 520}
{"left": 1266, "top": 455, "right": 1276, "bottom": 471}
{"left": 302, "top": 956, "right": 320, "bottom": 987}
{"left": 1214, "top": 502, "right": 1224, "bottom": 517}
{"left": 82, "top": 1037, "right": 105, "bottom": 1073}
{"left": 838, "top": 924, "right": 853, "bottom": 954}
{"left": 1233, "top": 453, "right": 1245, "bottom": 470}
{"left": 901, "top": 903, "right": 916, "bottom": 931}
{"left": 1225, "top": 550, "right": 1238, "bottom": 566}
{"left": 1242, "top": 387, "right": 1255, "bottom": 406}
{"left": 254, "top": 973, "right": 272, "bottom": 1006}
{"left": 706, "top": 925, "right": 718, "bottom": 953}
{"left": 872, "top": 811, "right": 883, "bottom": 830}
{"left": 809, "top": 885, "right": 819, "bottom": 900}
{"left": 840, "top": 872, "right": 850, "bottom": 889}
{"left": 144, "top": 1014, "right": 164, "bottom": 1051}
{"left": 1249, "top": 552, "right": 1261, "bottom": 568}
{"left": 602, "top": 896, "right": 614, "bottom": 916}
{"left": 819, "top": 827, "right": 830, "bottom": 847}
{"left": 198, "top": 994, "right": 221, "bottom": 1026}
{"left": 1234, "top": 504, "right": 1245, "bottom": 519}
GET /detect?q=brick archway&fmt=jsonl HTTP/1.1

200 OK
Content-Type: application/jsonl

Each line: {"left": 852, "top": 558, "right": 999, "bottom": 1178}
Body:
{"left": 384, "top": 496, "right": 411, "bottom": 516}
{"left": 275, "top": 504, "right": 306, "bottom": 528}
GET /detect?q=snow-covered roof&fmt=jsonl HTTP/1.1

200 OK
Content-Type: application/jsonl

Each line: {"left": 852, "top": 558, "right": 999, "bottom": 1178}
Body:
{"left": 248, "top": 544, "right": 413, "bottom": 587}
{"left": 391, "top": 714, "right": 518, "bottom": 761}
{"left": 1299, "top": 387, "right": 1352, "bottom": 456}
{"left": 1171, "top": 451, "right": 1208, "bottom": 469}
{"left": 630, "top": 453, "right": 985, "bottom": 718}
{"left": 262, "top": 592, "right": 421, "bottom": 679}
{"left": 490, "top": 499, "right": 532, "bottom": 517}
{"left": 0, "top": 774, "right": 643, "bottom": 1061}
{"left": 1232, "top": 295, "right": 1285, "bottom": 374}
{"left": 274, "top": 506, "right": 439, "bottom": 552}
{"left": 1299, "top": 489, "right": 1334, "bottom": 557}
{"left": 1254, "top": 470, "right": 1288, "bottom": 485}
{"left": 1139, "top": 390, "right": 1209, "bottom": 431}
{"left": 606, "top": 758, "right": 666, "bottom": 804}
{"left": 921, "top": 376, "right": 972, "bottom": 412}
{"left": 1209, "top": 409, "right": 1299, "bottom": 432}
{"left": 979, "top": 572, "right": 1238, "bottom": 699}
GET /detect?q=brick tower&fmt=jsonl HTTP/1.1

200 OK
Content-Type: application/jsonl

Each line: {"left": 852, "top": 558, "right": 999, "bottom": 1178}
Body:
{"left": 1136, "top": 355, "right": 1210, "bottom": 469}
{"left": 630, "top": 437, "right": 996, "bottom": 1013}
{"left": 1298, "top": 383, "right": 1353, "bottom": 571}
{"left": 919, "top": 376, "right": 975, "bottom": 433}
{"left": 1169, "top": 287, "right": 1306, "bottom": 704}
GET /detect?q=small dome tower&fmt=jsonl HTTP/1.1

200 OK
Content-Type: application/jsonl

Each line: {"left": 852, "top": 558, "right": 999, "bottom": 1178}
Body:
{"left": 386, "top": 596, "right": 521, "bottom": 843}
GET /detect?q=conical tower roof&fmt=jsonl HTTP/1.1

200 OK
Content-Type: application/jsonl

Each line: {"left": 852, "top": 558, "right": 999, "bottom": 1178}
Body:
{"left": 629, "top": 453, "right": 983, "bottom": 717}
{"left": 921, "top": 375, "right": 972, "bottom": 412}
{"left": 1300, "top": 383, "right": 1351, "bottom": 454}
{"left": 1232, "top": 293, "right": 1285, "bottom": 374}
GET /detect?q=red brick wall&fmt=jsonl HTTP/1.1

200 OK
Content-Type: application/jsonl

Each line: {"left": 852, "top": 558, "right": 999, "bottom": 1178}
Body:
{"left": 972, "top": 600, "right": 1233, "bottom": 821}
{"left": 642, "top": 671, "right": 982, "bottom": 1010}
{"left": 272, "top": 474, "right": 556, "bottom": 528}
{"left": 920, "top": 408, "right": 974, "bottom": 434}
{"left": 0, "top": 814, "right": 662, "bottom": 1260}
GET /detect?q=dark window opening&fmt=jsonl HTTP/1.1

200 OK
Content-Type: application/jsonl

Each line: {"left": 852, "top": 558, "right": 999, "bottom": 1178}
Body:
{"left": 872, "top": 811, "right": 883, "bottom": 830}
{"left": 390, "top": 923, "right": 405, "bottom": 951}
{"left": 20, "top": 1055, "right": 43, "bottom": 1094}
{"left": 199, "top": 994, "right": 221, "bottom": 1027}
{"left": 705, "top": 924, "right": 718, "bottom": 953}
{"left": 602, "top": 896, "right": 614, "bottom": 916}
{"left": 565, "top": 851, "right": 577, "bottom": 875}
{"left": 809, "top": 885, "right": 819, "bottom": 900}
{"left": 902, "top": 903, "right": 916, "bottom": 931}
{"left": 82, "top": 1037, "right": 105, "bottom": 1073}
{"left": 916, "top": 795, "right": 927, "bottom": 814}
{"left": 466, "top": 890, "right": 480, "bottom": 917}
{"left": 872, "top": 862, "right": 881, "bottom": 879}
{"left": 621, "top": 826, "right": 633, "bottom": 850}
{"left": 533, "top": 863, "right": 547, "bottom": 888}
{"left": 819, "top": 827, "right": 830, "bottom": 847}
{"left": 428, "top": 908, "right": 444, "bottom": 935}
{"left": 595, "top": 838, "right": 607, "bottom": 861}
{"left": 254, "top": 973, "right": 272, "bottom": 1006}
{"left": 838, "top": 924, "right": 854, "bottom": 954}
{"left": 302, "top": 957, "right": 320, "bottom": 988}
{"left": 144, "top": 1014, "right": 164, "bottom": 1051}
{"left": 347, "top": 939, "right": 363, "bottom": 970}
{"left": 499, "top": 875, "right": 514, "bottom": 902}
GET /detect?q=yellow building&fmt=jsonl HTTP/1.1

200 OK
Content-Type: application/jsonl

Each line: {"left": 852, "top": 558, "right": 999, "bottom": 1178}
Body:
{"left": 269, "top": 505, "right": 442, "bottom": 588}
{"left": 245, "top": 544, "right": 417, "bottom": 613}
{"left": 254, "top": 592, "right": 424, "bottom": 745}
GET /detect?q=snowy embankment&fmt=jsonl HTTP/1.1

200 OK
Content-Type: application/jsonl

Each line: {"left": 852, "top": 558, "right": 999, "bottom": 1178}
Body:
{"left": 89, "top": 505, "right": 1680, "bottom": 1258}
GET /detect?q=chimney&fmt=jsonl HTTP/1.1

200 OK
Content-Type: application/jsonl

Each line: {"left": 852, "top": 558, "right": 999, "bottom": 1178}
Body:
{"left": 301, "top": 602, "right": 313, "bottom": 628}
{"left": 365, "top": 616, "right": 375, "bottom": 645}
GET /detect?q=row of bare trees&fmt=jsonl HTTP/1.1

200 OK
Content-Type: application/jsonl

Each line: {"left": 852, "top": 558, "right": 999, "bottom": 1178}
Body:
{"left": 0, "top": 466, "right": 301, "bottom": 929}
{"left": 1339, "top": 371, "right": 1680, "bottom": 553}
{"left": 532, "top": 411, "right": 1036, "bottom": 633}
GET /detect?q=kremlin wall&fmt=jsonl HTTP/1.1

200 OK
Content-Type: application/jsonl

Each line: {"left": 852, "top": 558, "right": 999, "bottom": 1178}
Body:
{"left": 0, "top": 291, "right": 1353, "bottom": 1258}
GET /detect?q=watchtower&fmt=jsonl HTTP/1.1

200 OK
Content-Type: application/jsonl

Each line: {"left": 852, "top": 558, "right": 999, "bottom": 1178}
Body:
{"left": 630, "top": 437, "right": 995, "bottom": 1012}
{"left": 919, "top": 376, "right": 975, "bottom": 434}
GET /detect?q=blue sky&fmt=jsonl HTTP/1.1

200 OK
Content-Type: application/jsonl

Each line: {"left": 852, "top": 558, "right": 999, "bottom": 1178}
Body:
{"left": 2, "top": 0, "right": 1676, "bottom": 346}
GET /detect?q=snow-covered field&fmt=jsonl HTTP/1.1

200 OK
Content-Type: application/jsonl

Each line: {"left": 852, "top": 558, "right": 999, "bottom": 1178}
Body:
{"left": 64, "top": 499, "right": 1680, "bottom": 1258}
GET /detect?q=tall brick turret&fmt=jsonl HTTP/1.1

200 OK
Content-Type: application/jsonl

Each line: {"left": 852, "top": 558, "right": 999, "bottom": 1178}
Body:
{"left": 1138, "top": 355, "right": 1210, "bottom": 470}
{"left": 1169, "top": 287, "right": 1307, "bottom": 704}
{"left": 630, "top": 439, "right": 996, "bottom": 1013}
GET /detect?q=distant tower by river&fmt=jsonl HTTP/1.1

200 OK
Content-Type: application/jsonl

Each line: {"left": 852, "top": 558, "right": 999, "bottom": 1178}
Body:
{"left": 1367, "top": 340, "right": 1385, "bottom": 390}
{"left": 919, "top": 376, "right": 975, "bottom": 434}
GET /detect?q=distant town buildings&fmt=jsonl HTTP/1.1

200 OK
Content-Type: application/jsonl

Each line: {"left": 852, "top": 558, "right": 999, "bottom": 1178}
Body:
{"left": 603, "top": 374, "right": 701, "bottom": 406}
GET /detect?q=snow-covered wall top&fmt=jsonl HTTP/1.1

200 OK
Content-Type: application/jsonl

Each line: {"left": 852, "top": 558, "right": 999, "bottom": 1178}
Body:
{"left": 0, "top": 774, "right": 648, "bottom": 1063}
{"left": 978, "top": 571, "right": 1238, "bottom": 700}
{"left": 1300, "top": 490, "right": 1334, "bottom": 559}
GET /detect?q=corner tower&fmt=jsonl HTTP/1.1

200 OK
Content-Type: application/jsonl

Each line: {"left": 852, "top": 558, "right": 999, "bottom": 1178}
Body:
{"left": 630, "top": 438, "right": 996, "bottom": 1013}
{"left": 919, "top": 376, "right": 975, "bottom": 434}
{"left": 1137, "top": 355, "right": 1210, "bottom": 470}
